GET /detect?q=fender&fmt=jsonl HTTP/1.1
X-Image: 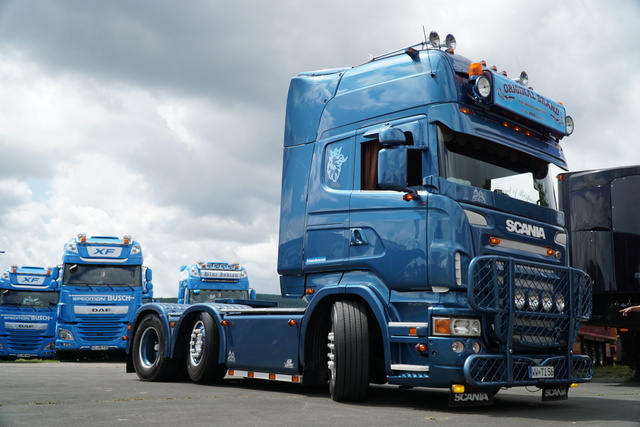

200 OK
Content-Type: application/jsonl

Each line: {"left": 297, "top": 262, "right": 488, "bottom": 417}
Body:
{"left": 299, "top": 270, "right": 392, "bottom": 372}
{"left": 171, "top": 303, "right": 229, "bottom": 364}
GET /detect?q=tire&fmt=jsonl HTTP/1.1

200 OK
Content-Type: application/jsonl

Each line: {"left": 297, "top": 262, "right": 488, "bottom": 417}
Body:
{"left": 132, "top": 314, "right": 176, "bottom": 381}
{"left": 186, "top": 312, "right": 226, "bottom": 383}
{"left": 328, "top": 300, "right": 369, "bottom": 402}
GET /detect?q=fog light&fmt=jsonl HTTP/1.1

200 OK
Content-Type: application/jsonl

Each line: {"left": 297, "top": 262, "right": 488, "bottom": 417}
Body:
{"left": 475, "top": 76, "right": 491, "bottom": 98}
{"left": 452, "top": 341, "right": 464, "bottom": 353}
{"left": 472, "top": 341, "right": 481, "bottom": 353}
{"left": 566, "top": 116, "right": 574, "bottom": 135}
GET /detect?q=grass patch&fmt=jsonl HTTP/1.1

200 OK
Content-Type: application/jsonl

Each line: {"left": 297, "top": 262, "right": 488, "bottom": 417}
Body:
{"left": 593, "top": 365, "right": 636, "bottom": 380}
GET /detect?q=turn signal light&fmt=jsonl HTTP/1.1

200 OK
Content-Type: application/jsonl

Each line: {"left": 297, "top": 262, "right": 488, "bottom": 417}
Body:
{"left": 489, "top": 237, "right": 501, "bottom": 246}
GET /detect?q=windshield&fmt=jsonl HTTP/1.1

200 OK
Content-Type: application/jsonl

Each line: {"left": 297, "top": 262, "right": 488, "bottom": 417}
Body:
{"left": 189, "top": 289, "right": 249, "bottom": 303}
{"left": 62, "top": 264, "right": 142, "bottom": 287}
{"left": 437, "top": 124, "right": 557, "bottom": 209}
{"left": 1, "top": 290, "right": 60, "bottom": 308}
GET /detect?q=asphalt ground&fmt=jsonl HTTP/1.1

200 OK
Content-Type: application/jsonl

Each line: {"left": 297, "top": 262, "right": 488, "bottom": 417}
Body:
{"left": 1, "top": 362, "right": 639, "bottom": 427}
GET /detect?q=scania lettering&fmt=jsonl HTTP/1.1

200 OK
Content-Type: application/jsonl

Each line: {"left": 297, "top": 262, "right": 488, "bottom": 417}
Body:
{"left": 56, "top": 234, "right": 153, "bottom": 361}
{"left": 126, "top": 31, "right": 592, "bottom": 407}
{"left": 177, "top": 261, "right": 256, "bottom": 304}
{"left": 0, "top": 265, "right": 60, "bottom": 359}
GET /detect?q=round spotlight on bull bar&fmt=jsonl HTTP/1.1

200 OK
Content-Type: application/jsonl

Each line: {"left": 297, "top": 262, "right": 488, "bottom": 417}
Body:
{"left": 528, "top": 290, "right": 540, "bottom": 311}
{"left": 555, "top": 294, "right": 566, "bottom": 313}
{"left": 566, "top": 116, "right": 574, "bottom": 135}
{"left": 514, "top": 288, "right": 526, "bottom": 310}
{"left": 541, "top": 292, "right": 553, "bottom": 312}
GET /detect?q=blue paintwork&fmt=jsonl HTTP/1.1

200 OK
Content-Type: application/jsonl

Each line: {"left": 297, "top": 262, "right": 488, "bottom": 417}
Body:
{"left": 0, "top": 266, "right": 59, "bottom": 359}
{"left": 55, "top": 235, "right": 153, "bottom": 355}
{"left": 128, "top": 43, "right": 591, "bottom": 394}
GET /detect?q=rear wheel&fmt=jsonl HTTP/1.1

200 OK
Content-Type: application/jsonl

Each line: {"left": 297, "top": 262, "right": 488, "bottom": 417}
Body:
{"left": 328, "top": 300, "right": 369, "bottom": 402}
{"left": 132, "top": 314, "right": 176, "bottom": 381}
{"left": 186, "top": 312, "right": 226, "bottom": 383}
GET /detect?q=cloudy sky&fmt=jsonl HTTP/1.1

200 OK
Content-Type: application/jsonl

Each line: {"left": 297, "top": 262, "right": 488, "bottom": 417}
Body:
{"left": 0, "top": 0, "right": 638, "bottom": 297}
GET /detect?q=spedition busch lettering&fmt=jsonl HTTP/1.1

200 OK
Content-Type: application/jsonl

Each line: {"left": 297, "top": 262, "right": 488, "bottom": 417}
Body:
{"left": 502, "top": 83, "right": 560, "bottom": 116}
{"left": 506, "top": 219, "right": 546, "bottom": 239}
{"left": 71, "top": 294, "right": 135, "bottom": 302}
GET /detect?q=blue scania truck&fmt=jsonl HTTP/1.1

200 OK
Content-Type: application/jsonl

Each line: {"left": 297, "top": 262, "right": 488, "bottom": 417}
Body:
{"left": 126, "top": 32, "right": 592, "bottom": 406}
{"left": 0, "top": 265, "right": 60, "bottom": 359}
{"left": 56, "top": 234, "right": 153, "bottom": 360}
{"left": 178, "top": 261, "right": 254, "bottom": 304}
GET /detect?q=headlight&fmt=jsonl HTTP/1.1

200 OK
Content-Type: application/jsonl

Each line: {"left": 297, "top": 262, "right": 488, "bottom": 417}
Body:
{"left": 190, "top": 266, "right": 200, "bottom": 277}
{"left": 44, "top": 342, "right": 56, "bottom": 351}
{"left": 58, "top": 328, "right": 74, "bottom": 341}
{"left": 433, "top": 317, "right": 481, "bottom": 337}
{"left": 528, "top": 290, "right": 540, "bottom": 311}
{"left": 541, "top": 292, "right": 553, "bottom": 312}
{"left": 555, "top": 294, "right": 566, "bottom": 313}
{"left": 566, "top": 116, "right": 574, "bottom": 135}
{"left": 474, "top": 76, "right": 491, "bottom": 98}
{"left": 515, "top": 289, "right": 526, "bottom": 310}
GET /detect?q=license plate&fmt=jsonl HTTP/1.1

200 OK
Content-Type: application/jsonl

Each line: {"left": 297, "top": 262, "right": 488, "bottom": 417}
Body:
{"left": 91, "top": 345, "right": 109, "bottom": 351}
{"left": 17, "top": 354, "right": 32, "bottom": 358}
{"left": 529, "top": 366, "right": 554, "bottom": 379}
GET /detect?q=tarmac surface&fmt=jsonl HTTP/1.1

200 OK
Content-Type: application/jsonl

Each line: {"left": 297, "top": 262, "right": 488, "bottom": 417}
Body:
{"left": 1, "top": 361, "right": 639, "bottom": 426}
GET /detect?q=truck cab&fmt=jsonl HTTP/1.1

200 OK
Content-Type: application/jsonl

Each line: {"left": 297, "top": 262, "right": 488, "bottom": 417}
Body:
{"left": 56, "top": 234, "right": 153, "bottom": 360}
{"left": 178, "top": 261, "right": 254, "bottom": 304}
{"left": 0, "top": 265, "right": 60, "bottom": 359}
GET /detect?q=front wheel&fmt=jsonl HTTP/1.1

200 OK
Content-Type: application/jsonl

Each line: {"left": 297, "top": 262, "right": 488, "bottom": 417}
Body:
{"left": 132, "top": 314, "right": 176, "bottom": 381}
{"left": 186, "top": 312, "right": 226, "bottom": 383}
{"left": 328, "top": 300, "right": 370, "bottom": 402}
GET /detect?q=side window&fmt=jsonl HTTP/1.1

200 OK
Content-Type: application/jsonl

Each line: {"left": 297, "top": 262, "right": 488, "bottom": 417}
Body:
{"left": 361, "top": 131, "right": 421, "bottom": 190}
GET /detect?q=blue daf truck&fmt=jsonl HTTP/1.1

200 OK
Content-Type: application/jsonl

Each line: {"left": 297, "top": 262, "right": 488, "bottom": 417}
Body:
{"left": 56, "top": 234, "right": 153, "bottom": 360}
{"left": 177, "top": 261, "right": 254, "bottom": 304}
{"left": 126, "top": 32, "right": 592, "bottom": 406}
{"left": 0, "top": 265, "right": 60, "bottom": 359}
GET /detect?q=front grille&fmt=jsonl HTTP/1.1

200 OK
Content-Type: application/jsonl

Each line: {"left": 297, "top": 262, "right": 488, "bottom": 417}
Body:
{"left": 6, "top": 331, "right": 47, "bottom": 352}
{"left": 76, "top": 321, "right": 125, "bottom": 342}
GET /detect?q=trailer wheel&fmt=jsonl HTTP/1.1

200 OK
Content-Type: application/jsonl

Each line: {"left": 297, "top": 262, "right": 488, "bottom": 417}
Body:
{"left": 132, "top": 314, "right": 176, "bottom": 381}
{"left": 186, "top": 312, "right": 226, "bottom": 383}
{"left": 328, "top": 300, "right": 369, "bottom": 402}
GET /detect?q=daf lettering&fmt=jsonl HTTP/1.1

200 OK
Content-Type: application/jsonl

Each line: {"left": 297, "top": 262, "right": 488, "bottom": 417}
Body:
{"left": 91, "top": 308, "right": 112, "bottom": 313}
{"left": 506, "top": 219, "right": 546, "bottom": 239}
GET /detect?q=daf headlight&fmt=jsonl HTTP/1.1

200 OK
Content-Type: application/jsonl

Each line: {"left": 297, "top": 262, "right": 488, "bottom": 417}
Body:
{"left": 58, "top": 328, "right": 74, "bottom": 341}
{"left": 433, "top": 317, "right": 481, "bottom": 337}
{"left": 44, "top": 341, "right": 56, "bottom": 351}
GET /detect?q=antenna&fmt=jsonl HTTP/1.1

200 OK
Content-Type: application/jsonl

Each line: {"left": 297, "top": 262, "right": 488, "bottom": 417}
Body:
{"left": 422, "top": 26, "right": 435, "bottom": 78}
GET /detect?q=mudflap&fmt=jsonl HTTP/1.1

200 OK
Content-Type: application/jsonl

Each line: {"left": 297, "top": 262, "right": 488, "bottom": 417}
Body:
{"left": 541, "top": 386, "right": 569, "bottom": 402}
{"left": 448, "top": 389, "right": 494, "bottom": 407}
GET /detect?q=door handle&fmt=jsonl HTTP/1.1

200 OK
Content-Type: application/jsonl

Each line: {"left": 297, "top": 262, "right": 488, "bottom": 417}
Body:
{"left": 350, "top": 228, "right": 368, "bottom": 246}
